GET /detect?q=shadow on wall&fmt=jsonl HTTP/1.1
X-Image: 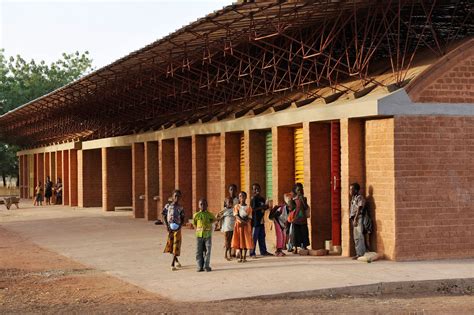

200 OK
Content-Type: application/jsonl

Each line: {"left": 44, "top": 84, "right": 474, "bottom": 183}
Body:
{"left": 365, "top": 185, "right": 379, "bottom": 254}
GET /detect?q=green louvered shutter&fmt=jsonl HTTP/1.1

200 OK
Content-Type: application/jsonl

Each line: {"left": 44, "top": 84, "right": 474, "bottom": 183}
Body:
{"left": 265, "top": 132, "right": 273, "bottom": 198}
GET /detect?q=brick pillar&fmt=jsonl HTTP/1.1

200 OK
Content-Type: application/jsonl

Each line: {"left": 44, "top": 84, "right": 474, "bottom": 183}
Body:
{"left": 144, "top": 141, "right": 159, "bottom": 220}
{"left": 62, "top": 150, "right": 70, "bottom": 205}
{"left": 23, "top": 155, "right": 28, "bottom": 198}
{"left": 56, "top": 151, "right": 62, "bottom": 183}
{"left": 192, "top": 135, "right": 206, "bottom": 215}
{"left": 50, "top": 152, "right": 56, "bottom": 184}
{"left": 272, "top": 126, "right": 294, "bottom": 205}
{"left": 78, "top": 149, "right": 102, "bottom": 208}
{"left": 340, "top": 118, "right": 365, "bottom": 257}
{"left": 245, "top": 130, "right": 267, "bottom": 198}
{"left": 303, "top": 122, "right": 332, "bottom": 250}
{"left": 132, "top": 143, "right": 145, "bottom": 218}
{"left": 18, "top": 156, "right": 23, "bottom": 198}
{"left": 33, "top": 154, "right": 38, "bottom": 193}
{"left": 69, "top": 149, "right": 78, "bottom": 206}
{"left": 159, "top": 139, "right": 175, "bottom": 216}
{"left": 37, "top": 153, "right": 44, "bottom": 188}
{"left": 220, "top": 132, "right": 241, "bottom": 206}
{"left": 205, "top": 135, "right": 221, "bottom": 214}
{"left": 102, "top": 147, "right": 132, "bottom": 211}
{"left": 44, "top": 152, "right": 50, "bottom": 184}
{"left": 175, "top": 137, "right": 192, "bottom": 221}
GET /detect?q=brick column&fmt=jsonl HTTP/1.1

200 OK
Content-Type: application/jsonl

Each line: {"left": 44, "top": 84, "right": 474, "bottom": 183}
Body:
{"left": 220, "top": 132, "right": 240, "bottom": 205}
{"left": 69, "top": 149, "right": 78, "bottom": 206}
{"left": 78, "top": 149, "right": 102, "bottom": 208}
{"left": 23, "top": 155, "right": 28, "bottom": 198}
{"left": 44, "top": 152, "right": 50, "bottom": 184}
{"left": 303, "top": 122, "right": 332, "bottom": 250}
{"left": 56, "top": 151, "right": 62, "bottom": 183}
{"left": 102, "top": 147, "right": 132, "bottom": 212}
{"left": 175, "top": 137, "right": 192, "bottom": 220}
{"left": 37, "top": 153, "right": 44, "bottom": 188}
{"left": 271, "top": 126, "right": 294, "bottom": 205}
{"left": 159, "top": 139, "right": 175, "bottom": 215}
{"left": 132, "top": 143, "right": 145, "bottom": 218}
{"left": 50, "top": 152, "right": 56, "bottom": 184}
{"left": 245, "top": 130, "right": 267, "bottom": 198}
{"left": 205, "top": 135, "right": 221, "bottom": 214}
{"left": 18, "top": 156, "right": 23, "bottom": 198}
{"left": 192, "top": 135, "right": 206, "bottom": 215}
{"left": 62, "top": 150, "right": 70, "bottom": 205}
{"left": 144, "top": 141, "right": 159, "bottom": 220}
{"left": 340, "top": 118, "right": 365, "bottom": 257}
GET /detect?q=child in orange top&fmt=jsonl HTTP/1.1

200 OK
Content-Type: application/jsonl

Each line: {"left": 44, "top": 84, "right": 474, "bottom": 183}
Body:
{"left": 231, "top": 191, "right": 254, "bottom": 263}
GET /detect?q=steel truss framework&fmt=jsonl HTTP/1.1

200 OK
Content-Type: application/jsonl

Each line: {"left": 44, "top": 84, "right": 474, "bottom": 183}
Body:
{"left": 0, "top": 0, "right": 472, "bottom": 147}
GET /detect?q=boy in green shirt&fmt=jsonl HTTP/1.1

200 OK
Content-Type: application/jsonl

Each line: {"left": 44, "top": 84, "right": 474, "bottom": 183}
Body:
{"left": 193, "top": 198, "right": 216, "bottom": 272}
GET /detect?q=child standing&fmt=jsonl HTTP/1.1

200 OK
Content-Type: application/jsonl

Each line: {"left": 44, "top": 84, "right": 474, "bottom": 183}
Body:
{"left": 231, "top": 191, "right": 254, "bottom": 263}
{"left": 162, "top": 190, "right": 185, "bottom": 271}
{"left": 34, "top": 182, "right": 43, "bottom": 206}
{"left": 220, "top": 197, "right": 235, "bottom": 261}
{"left": 193, "top": 198, "right": 216, "bottom": 272}
{"left": 250, "top": 183, "right": 272, "bottom": 257}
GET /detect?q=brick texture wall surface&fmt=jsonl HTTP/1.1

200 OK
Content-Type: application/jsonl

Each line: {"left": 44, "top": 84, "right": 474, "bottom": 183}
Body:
{"left": 406, "top": 39, "right": 474, "bottom": 104}
{"left": 175, "top": 137, "right": 192, "bottom": 220}
{"left": 144, "top": 141, "right": 159, "bottom": 220}
{"left": 221, "top": 132, "right": 241, "bottom": 203}
{"left": 272, "top": 126, "right": 295, "bottom": 205}
{"left": 246, "top": 130, "right": 267, "bottom": 197}
{"left": 192, "top": 135, "right": 207, "bottom": 215}
{"left": 206, "top": 135, "right": 221, "bottom": 214}
{"left": 394, "top": 116, "right": 474, "bottom": 260}
{"left": 132, "top": 143, "right": 145, "bottom": 217}
{"left": 340, "top": 119, "right": 365, "bottom": 257}
{"left": 305, "top": 122, "right": 332, "bottom": 250}
{"left": 69, "top": 150, "right": 78, "bottom": 206}
{"left": 78, "top": 149, "right": 102, "bottom": 207}
{"left": 62, "top": 150, "right": 69, "bottom": 205}
{"left": 365, "top": 118, "right": 396, "bottom": 259}
{"left": 159, "top": 139, "right": 175, "bottom": 215}
{"left": 102, "top": 147, "right": 132, "bottom": 211}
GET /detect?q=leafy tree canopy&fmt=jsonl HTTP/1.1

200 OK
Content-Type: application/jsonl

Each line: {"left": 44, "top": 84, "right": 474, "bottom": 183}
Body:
{"left": 0, "top": 50, "right": 93, "bottom": 185}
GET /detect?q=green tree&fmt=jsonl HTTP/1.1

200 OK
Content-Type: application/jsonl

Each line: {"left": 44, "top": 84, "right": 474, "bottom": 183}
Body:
{"left": 0, "top": 50, "right": 93, "bottom": 186}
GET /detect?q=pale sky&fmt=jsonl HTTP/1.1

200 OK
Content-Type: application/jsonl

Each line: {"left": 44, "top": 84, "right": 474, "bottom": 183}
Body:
{"left": 1, "top": 0, "right": 232, "bottom": 69}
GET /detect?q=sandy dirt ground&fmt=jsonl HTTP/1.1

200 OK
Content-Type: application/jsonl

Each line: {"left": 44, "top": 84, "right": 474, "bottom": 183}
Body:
{"left": 0, "top": 227, "right": 473, "bottom": 314}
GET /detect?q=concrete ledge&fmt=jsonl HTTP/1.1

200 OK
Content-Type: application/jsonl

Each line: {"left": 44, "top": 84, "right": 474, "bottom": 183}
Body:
{"left": 233, "top": 278, "right": 474, "bottom": 301}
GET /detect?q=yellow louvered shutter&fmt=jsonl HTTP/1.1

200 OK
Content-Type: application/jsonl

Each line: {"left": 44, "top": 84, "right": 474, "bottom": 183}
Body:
{"left": 240, "top": 134, "right": 246, "bottom": 193}
{"left": 294, "top": 127, "right": 304, "bottom": 185}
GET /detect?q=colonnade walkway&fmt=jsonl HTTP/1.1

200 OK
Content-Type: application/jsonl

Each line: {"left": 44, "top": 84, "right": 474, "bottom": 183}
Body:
{"left": 1, "top": 201, "right": 473, "bottom": 302}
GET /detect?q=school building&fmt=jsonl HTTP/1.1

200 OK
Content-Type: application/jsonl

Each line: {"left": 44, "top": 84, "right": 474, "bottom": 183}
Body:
{"left": 1, "top": 1, "right": 473, "bottom": 261}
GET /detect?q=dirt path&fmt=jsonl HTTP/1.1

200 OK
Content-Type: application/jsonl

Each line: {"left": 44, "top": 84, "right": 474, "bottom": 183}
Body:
{"left": 0, "top": 227, "right": 473, "bottom": 314}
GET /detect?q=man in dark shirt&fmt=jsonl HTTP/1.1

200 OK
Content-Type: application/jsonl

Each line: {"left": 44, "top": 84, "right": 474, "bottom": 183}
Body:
{"left": 250, "top": 183, "right": 273, "bottom": 257}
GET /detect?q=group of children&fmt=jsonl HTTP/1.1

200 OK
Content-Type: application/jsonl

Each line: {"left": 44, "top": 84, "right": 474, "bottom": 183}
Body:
{"left": 161, "top": 182, "right": 310, "bottom": 272}
{"left": 34, "top": 176, "right": 63, "bottom": 206}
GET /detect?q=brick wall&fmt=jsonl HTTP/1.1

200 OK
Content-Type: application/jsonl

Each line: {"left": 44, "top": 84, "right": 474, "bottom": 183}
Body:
{"left": 132, "top": 143, "right": 145, "bottom": 217}
{"left": 365, "top": 118, "right": 396, "bottom": 259}
{"left": 44, "top": 152, "right": 50, "bottom": 184}
{"left": 159, "top": 139, "right": 175, "bottom": 215}
{"left": 305, "top": 122, "right": 332, "bottom": 250}
{"left": 69, "top": 149, "right": 78, "bottom": 206}
{"left": 272, "top": 126, "right": 295, "bottom": 204}
{"left": 192, "top": 135, "right": 207, "bottom": 214}
{"left": 246, "top": 130, "right": 267, "bottom": 197}
{"left": 206, "top": 135, "right": 221, "bottom": 214}
{"left": 340, "top": 119, "right": 365, "bottom": 257}
{"left": 144, "top": 141, "right": 159, "bottom": 220}
{"left": 37, "top": 153, "right": 44, "bottom": 187}
{"left": 78, "top": 149, "right": 102, "bottom": 207}
{"left": 394, "top": 116, "right": 474, "bottom": 260}
{"left": 102, "top": 147, "right": 132, "bottom": 211}
{"left": 56, "top": 151, "right": 62, "bottom": 183}
{"left": 406, "top": 39, "right": 474, "bottom": 104}
{"left": 221, "top": 132, "right": 241, "bottom": 201}
{"left": 175, "top": 137, "right": 192, "bottom": 220}
{"left": 62, "top": 150, "right": 69, "bottom": 205}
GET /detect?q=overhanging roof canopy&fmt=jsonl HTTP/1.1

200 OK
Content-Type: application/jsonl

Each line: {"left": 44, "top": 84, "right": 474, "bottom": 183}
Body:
{"left": 1, "top": 0, "right": 472, "bottom": 147}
